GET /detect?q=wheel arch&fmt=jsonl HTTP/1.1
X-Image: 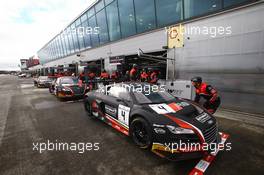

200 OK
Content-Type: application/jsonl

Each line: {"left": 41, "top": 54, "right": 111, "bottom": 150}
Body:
{"left": 129, "top": 110, "right": 154, "bottom": 129}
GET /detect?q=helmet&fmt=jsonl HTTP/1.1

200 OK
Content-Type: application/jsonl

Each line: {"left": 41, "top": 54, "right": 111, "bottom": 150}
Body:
{"left": 191, "top": 77, "right": 202, "bottom": 83}
{"left": 133, "top": 64, "right": 137, "bottom": 68}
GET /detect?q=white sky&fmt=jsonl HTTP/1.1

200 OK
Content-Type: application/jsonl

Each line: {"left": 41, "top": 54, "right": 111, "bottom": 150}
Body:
{"left": 0, "top": 0, "right": 96, "bottom": 70}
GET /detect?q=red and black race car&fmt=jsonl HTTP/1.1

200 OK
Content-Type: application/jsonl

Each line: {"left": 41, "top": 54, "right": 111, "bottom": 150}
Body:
{"left": 84, "top": 82, "right": 222, "bottom": 160}
{"left": 52, "top": 76, "right": 88, "bottom": 99}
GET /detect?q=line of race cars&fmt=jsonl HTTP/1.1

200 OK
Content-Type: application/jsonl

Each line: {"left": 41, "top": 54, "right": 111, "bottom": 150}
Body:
{"left": 33, "top": 75, "right": 228, "bottom": 162}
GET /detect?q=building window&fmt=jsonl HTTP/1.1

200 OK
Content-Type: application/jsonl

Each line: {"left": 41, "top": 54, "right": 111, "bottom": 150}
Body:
{"left": 89, "top": 16, "right": 99, "bottom": 47}
{"left": 75, "top": 18, "right": 81, "bottom": 26}
{"left": 87, "top": 7, "right": 95, "bottom": 18}
{"left": 55, "top": 38, "right": 61, "bottom": 58}
{"left": 71, "top": 23, "right": 80, "bottom": 52}
{"left": 184, "top": 0, "right": 222, "bottom": 19}
{"left": 81, "top": 13, "right": 88, "bottom": 22}
{"left": 67, "top": 28, "right": 74, "bottom": 54}
{"left": 62, "top": 32, "right": 70, "bottom": 55}
{"left": 106, "top": 0, "right": 121, "bottom": 41}
{"left": 95, "top": 1, "right": 105, "bottom": 12}
{"left": 134, "top": 0, "right": 156, "bottom": 33}
{"left": 224, "top": 0, "right": 251, "bottom": 8}
{"left": 51, "top": 42, "right": 56, "bottom": 59}
{"left": 59, "top": 34, "right": 66, "bottom": 56}
{"left": 156, "top": 0, "right": 183, "bottom": 27}
{"left": 118, "top": 0, "right": 136, "bottom": 38}
{"left": 81, "top": 20, "right": 92, "bottom": 48}
{"left": 76, "top": 24, "right": 85, "bottom": 50}
{"left": 105, "top": 0, "right": 114, "bottom": 6}
{"left": 96, "top": 9, "right": 109, "bottom": 44}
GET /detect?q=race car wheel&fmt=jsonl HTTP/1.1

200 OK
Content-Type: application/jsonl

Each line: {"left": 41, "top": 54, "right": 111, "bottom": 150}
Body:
{"left": 84, "top": 101, "right": 93, "bottom": 118}
{"left": 130, "top": 117, "right": 153, "bottom": 149}
{"left": 49, "top": 87, "right": 53, "bottom": 93}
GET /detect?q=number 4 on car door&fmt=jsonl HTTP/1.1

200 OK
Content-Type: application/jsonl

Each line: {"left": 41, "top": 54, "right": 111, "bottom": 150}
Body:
{"left": 118, "top": 104, "right": 130, "bottom": 128}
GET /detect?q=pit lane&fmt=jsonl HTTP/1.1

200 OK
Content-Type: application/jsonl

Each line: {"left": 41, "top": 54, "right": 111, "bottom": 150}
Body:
{"left": 0, "top": 75, "right": 263, "bottom": 175}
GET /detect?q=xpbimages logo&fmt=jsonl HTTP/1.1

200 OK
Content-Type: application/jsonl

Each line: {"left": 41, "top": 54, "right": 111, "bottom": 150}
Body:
{"left": 98, "top": 82, "right": 166, "bottom": 96}
{"left": 165, "top": 24, "right": 232, "bottom": 38}
{"left": 32, "top": 140, "right": 100, "bottom": 154}
{"left": 164, "top": 140, "right": 232, "bottom": 154}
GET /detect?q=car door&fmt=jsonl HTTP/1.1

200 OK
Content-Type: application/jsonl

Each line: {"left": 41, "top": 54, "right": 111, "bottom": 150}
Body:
{"left": 102, "top": 86, "right": 132, "bottom": 129}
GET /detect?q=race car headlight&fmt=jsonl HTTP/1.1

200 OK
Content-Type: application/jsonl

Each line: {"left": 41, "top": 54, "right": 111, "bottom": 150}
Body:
{"left": 166, "top": 125, "right": 194, "bottom": 134}
{"left": 62, "top": 87, "right": 71, "bottom": 91}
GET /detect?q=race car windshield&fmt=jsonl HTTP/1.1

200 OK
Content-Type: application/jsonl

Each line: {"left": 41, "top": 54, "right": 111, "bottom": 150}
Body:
{"left": 134, "top": 91, "right": 175, "bottom": 104}
{"left": 61, "top": 78, "right": 78, "bottom": 85}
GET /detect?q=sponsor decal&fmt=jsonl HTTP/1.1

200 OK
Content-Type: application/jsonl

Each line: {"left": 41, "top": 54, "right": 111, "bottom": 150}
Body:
{"left": 105, "top": 105, "right": 117, "bottom": 116}
{"left": 118, "top": 105, "right": 130, "bottom": 127}
{"left": 149, "top": 104, "right": 175, "bottom": 114}
{"left": 177, "top": 102, "right": 190, "bottom": 107}
{"left": 195, "top": 160, "right": 210, "bottom": 172}
{"left": 149, "top": 102, "right": 190, "bottom": 114}
{"left": 168, "top": 103, "right": 183, "bottom": 112}
{"left": 195, "top": 113, "right": 211, "bottom": 123}
{"left": 105, "top": 114, "right": 129, "bottom": 135}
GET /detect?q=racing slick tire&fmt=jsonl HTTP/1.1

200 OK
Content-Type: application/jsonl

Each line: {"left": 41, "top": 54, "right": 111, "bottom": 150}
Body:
{"left": 130, "top": 117, "right": 153, "bottom": 149}
{"left": 84, "top": 100, "right": 94, "bottom": 118}
{"left": 49, "top": 86, "right": 53, "bottom": 94}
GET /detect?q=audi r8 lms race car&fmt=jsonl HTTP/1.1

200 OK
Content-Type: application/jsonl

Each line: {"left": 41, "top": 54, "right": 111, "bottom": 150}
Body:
{"left": 84, "top": 82, "right": 227, "bottom": 160}
{"left": 35, "top": 76, "right": 53, "bottom": 88}
{"left": 53, "top": 76, "right": 88, "bottom": 99}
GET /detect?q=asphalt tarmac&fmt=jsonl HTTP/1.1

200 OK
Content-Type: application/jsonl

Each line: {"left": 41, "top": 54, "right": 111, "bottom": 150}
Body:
{"left": 0, "top": 75, "right": 263, "bottom": 175}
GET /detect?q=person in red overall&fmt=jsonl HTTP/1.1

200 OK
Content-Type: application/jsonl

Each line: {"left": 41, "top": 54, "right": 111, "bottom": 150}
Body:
{"left": 111, "top": 71, "right": 119, "bottom": 81}
{"left": 140, "top": 68, "right": 149, "bottom": 82}
{"left": 88, "top": 71, "right": 96, "bottom": 91}
{"left": 88, "top": 71, "right": 96, "bottom": 79}
{"left": 130, "top": 64, "right": 138, "bottom": 81}
{"left": 100, "top": 69, "right": 109, "bottom": 79}
{"left": 149, "top": 70, "right": 159, "bottom": 84}
{"left": 191, "top": 77, "right": 221, "bottom": 114}
{"left": 100, "top": 69, "right": 110, "bottom": 86}
{"left": 79, "top": 71, "right": 85, "bottom": 82}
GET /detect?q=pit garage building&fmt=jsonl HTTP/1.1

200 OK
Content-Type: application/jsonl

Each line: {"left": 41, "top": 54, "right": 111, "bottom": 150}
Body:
{"left": 35, "top": 0, "right": 264, "bottom": 114}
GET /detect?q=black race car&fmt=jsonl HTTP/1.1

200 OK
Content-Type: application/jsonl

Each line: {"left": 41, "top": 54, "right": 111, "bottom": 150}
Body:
{"left": 53, "top": 76, "right": 88, "bottom": 99}
{"left": 84, "top": 82, "right": 222, "bottom": 160}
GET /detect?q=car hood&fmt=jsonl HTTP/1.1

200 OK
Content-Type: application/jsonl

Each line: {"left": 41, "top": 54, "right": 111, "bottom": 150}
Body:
{"left": 62, "top": 84, "right": 86, "bottom": 94}
{"left": 145, "top": 99, "right": 216, "bottom": 132}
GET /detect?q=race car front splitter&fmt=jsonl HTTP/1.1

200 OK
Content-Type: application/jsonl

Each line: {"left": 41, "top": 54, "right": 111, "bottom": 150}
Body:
{"left": 151, "top": 132, "right": 230, "bottom": 174}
